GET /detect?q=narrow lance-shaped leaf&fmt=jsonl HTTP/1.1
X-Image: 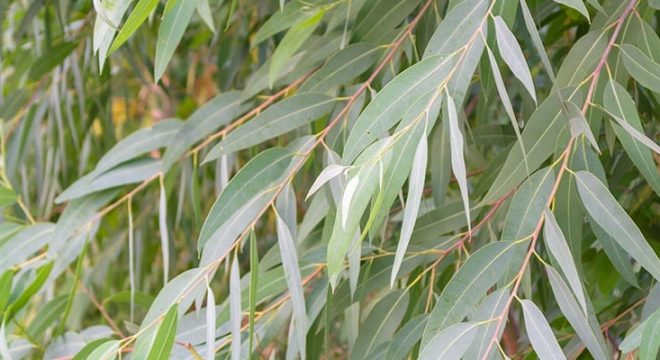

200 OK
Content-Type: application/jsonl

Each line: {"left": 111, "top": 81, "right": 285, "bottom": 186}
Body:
{"left": 563, "top": 101, "right": 599, "bottom": 153}
{"left": 620, "top": 44, "right": 660, "bottom": 93}
{"left": 146, "top": 304, "right": 178, "bottom": 360}
{"left": 639, "top": 309, "right": 660, "bottom": 359}
{"left": 276, "top": 213, "right": 307, "bottom": 360}
{"left": 159, "top": 176, "right": 170, "bottom": 284}
{"left": 230, "top": 256, "right": 241, "bottom": 360}
{"left": 552, "top": 0, "right": 589, "bottom": 21}
{"left": 446, "top": 91, "right": 471, "bottom": 231}
{"left": 575, "top": 171, "right": 660, "bottom": 280}
{"left": 269, "top": 9, "right": 324, "bottom": 87}
{"left": 204, "top": 94, "right": 334, "bottom": 161}
{"left": 420, "top": 321, "right": 483, "bottom": 360}
{"left": 546, "top": 265, "right": 609, "bottom": 360}
{"left": 519, "top": 0, "right": 556, "bottom": 81}
{"left": 350, "top": 291, "right": 409, "bottom": 360}
{"left": 485, "top": 45, "right": 528, "bottom": 173}
{"left": 154, "top": 0, "right": 201, "bottom": 82}
{"left": 248, "top": 230, "right": 258, "bottom": 357}
{"left": 87, "top": 339, "right": 120, "bottom": 360}
{"left": 110, "top": 0, "right": 159, "bottom": 53}
{"left": 306, "top": 164, "right": 346, "bottom": 201}
{"left": 205, "top": 281, "right": 216, "bottom": 360}
{"left": 520, "top": 299, "right": 566, "bottom": 360}
{"left": 391, "top": 121, "right": 428, "bottom": 287}
{"left": 493, "top": 16, "right": 536, "bottom": 102}
{"left": 602, "top": 79, "right": 660, "bottom": 196}
{"left": 543, "top": 209, "right": 588, "bottom": 315}
{"left": 422, "top": 241, "right": 517, "bottom": 346}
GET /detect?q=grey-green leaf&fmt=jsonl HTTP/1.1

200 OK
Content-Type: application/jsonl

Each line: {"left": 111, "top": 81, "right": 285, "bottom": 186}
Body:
{"left": 350, "top": 291, "right": 409, "bottom": 360}
{"left": 575, "top": 171, "right": 660, "bottom": 280}
{"left": 602, "top": 79, "right": 660, "bottom": 196}
{"left": 275, "top": 213, "right": 307, "bottom": 360}
{"left": 204, "top": 94, "right": 334, "bottom": 161}
{"left": 552, "top": 0, "right": 590, "bottom": 21}
{"left": 640, "top": 308, "right": 660, "bottom": 359}
{"left": 543, "top": 209, "right": 588, "bottom": 315}
{"left": 420, "top": 321, "right": 482, "bottom": 360}
{"left": 493, "top": 16, "right": 536, "bottom": 102}
{"left": 342, "top": 54, "right": 456, "bottom": 163}
{"left": 546, "top": 265, "right": 609, "bottom": 360}
{"left": 230, "top": 256, "right": 241, "bottom": 360}
{"left": 269, "top": 9, "right": 324, "bottom": 87}
{"left": 154, "top": 0, "right": 200, "bottom": 82}
{"left": 521, "top": 300, "right": 566, "bottom": 360}
{"left": 422, "top": 241, "right": 517, "bottom": 346}
{"left": 620, "top": 44, "right": 660, "bottom": 93}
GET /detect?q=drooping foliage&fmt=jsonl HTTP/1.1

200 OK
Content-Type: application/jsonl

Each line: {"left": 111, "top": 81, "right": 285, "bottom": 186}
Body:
{"left": 0, "top": 0, "right": 659, "bottom": 358}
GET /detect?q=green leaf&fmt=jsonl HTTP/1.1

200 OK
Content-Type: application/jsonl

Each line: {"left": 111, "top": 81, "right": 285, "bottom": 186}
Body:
{"left": 420, "top": 321, "right": 482, "bottom": 360}
{"left": 423, "top": 0, "right": 488, "bottom": 57}
{"left": 546, "top": 265, "right": 609, "bottom": 360}
{"left": 252, "top": 1, "right": 305, "bottom": 46}
{"left": 198, "top": 144, "right": 304, "bottom": 256}
{"left": 73, "top": 338, "right": 114, "bottom": 360}
{"left": 248, "top": 230, "right": 258, "bottom": 358}
{"left": 87, "top": 339, "right": 119, "bottom": 360}
{"left": 196, "top": 0, "right": 215, "bottom": 33}
{"left": 501, "top": 167, "right": 555, "bottom": 241}
{"left": 353, "top": 0, "right": 420, "bottom": 45}
{"left": 483, "top": 89, "right": 572, "bottom": 203}
{"left": 423, "top": 241, "right": 517, "bottom": 346}
{"left": 110, "top": 0, "right": 159, "bottom": 52}
{"left": 154, "top": 0, "right": 200, "bottom": 82}
{"left": 563, "top": 101, "right": 599, "bottom": 152}
{"left": 0, "top": 185, "right": 17, "bottom": 207}
{"left": 230, "top": 256, "right": 241, "bottom": 360}
{"left": 590, "top": 216, "right": 639, "bottom": 287}
{"left": 640, "top": 308, "right": 660, "bottom": 360}
{"left": 385, "top": 315, "right": 427, "bottom": 360}
{"left": 158, "top": 177, "right": 169, "bottom": 284}
{"left": 350, "top": 291, "right": 409, "bottom": 360}
{"left": 27, "top": 295, "right": 67, "bottom": 339}
{"left": 0, "top": 270, "right": 13, "bottom": 314}
{"left": 93, "top": 0, "right": 131, "bottom": 69}
{"left": 520, "top": 300, "right": 566, "bottom": 360}
{"left": 145, "top": 304, "right": 178, "bottom": 360}
{"left": 464, "top": 288, "right": 511, "bottom": 359}
{"left": 391, "top": 119, "right": 428, "bottom": 287}
{"left": 269, "top": 9, "right": 324, "bottom": 87}
{"left": 446, "top": 92, "right": 471, "bottom": 231}
{"left": 299, "top": 43, "right": 383, "bottom": 93}
{"left": 133, "top": 268, "right": 204, "bottom": 359}
{"left": 343, "top": 54, "right": 456, "bottom": 163}
{"left": 493, "top": 16, "right": 536, "bottom": 102}
{"left": 162, "top": 91, "right": 244, "bottom": 170}
{"left": 519, "top": 0, "right": 555, "bottom": 81}
{"left": 6, "top": 262, "right": 54, "bottom": 320}
{"left": 620, "top": 44, "right": 660, "bottom": 93}
{"left": 554, "top": 31, "right": 606, "bottom": 89}
{"left": 601, "top": 80, "right": 660, "bottom": 195}
{"left": 29, "top": 42, "right": 77, "bottom": 81}
{"left": 543, "top": 209, "right": 587, "bottom": 315}
{"left": 205, "top": 282, "right": 216, "bottom": 360}
{"left": 0, "top": 223, "right": 54, "bottom": 274}
{"left": 327, "top": 138, "right": 393, "bottom": 287}
{"left": 275, "top": 213, "right": 307, "bottom": 359}
{"left": 95, "top": 118, "right": 181, "bottom": 174}
{"left": 204, "top": 94, "right": 334, "bottom": 161}
{"left": 56, "top": 158, "right": 162, "bottom": 203}
{"left": 552, "top": 0, "right": 590, "bottom": 21}
{"left": 575, "top": 170, "right": 660, "bottom": 281}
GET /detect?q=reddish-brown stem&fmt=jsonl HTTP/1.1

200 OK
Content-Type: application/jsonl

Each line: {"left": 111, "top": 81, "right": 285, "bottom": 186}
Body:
{"left": 481, "top": 1, "right": 638, "bottom": 357}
